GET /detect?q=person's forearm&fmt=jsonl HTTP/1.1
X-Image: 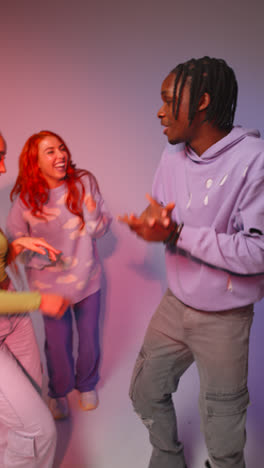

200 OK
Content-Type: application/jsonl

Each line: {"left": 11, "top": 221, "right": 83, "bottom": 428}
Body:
{"left": 0, "top": 290, "right": 41, "bottom": 314}
{"left": 85, "top": 195, "right": 112, "bottom": 238}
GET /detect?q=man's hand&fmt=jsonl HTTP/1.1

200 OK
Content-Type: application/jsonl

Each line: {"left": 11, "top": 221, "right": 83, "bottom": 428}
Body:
{"left": 118, "top": 193, "right": 176, "bottom": 243}
{"left": 144, "top": 193, "right": 175, "bottom": 228}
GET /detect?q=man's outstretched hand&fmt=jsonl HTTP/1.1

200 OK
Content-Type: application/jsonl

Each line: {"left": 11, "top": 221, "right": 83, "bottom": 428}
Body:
{"left": 118, "top": 193, "right": 176, "bottom": 242}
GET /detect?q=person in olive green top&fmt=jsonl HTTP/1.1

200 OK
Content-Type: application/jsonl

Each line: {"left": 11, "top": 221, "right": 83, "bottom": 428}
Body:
{"left": 0, "top": 132, "right": 69, "bottom": 468}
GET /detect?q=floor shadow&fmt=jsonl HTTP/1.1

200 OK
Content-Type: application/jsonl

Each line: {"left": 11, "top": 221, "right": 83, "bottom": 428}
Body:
{"left": 53, "top": 417, "right": 74, "bottom": 467}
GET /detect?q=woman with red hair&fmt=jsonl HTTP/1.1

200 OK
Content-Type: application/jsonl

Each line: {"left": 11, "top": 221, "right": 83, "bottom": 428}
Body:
{"left": 7, "top": 130, "right": 112, "bottom": 420}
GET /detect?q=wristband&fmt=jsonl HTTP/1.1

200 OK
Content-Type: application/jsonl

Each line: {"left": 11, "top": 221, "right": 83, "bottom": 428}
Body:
{"left": 163, "top": 222, "right": 184, "bottom": 252}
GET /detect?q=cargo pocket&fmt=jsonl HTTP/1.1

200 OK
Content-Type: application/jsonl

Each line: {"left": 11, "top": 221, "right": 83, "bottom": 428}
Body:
{"left": 5, "top": 430, "right": 35, "bottom": 461}
{"left": 205, "top": 386, "right": 249, "bottom": 417}
{"left": 204, "top": 387, "right": 249, "bottom": 455}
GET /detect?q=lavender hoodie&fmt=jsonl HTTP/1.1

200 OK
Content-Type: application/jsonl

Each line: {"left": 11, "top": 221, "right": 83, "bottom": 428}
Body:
{"left": 152, "top": 126, "right": 264, "bottom": 311}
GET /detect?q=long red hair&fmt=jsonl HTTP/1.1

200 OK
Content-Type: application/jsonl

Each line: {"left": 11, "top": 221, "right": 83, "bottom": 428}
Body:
{"left": 10, "top": 130, "right": 99, "bottom": 229}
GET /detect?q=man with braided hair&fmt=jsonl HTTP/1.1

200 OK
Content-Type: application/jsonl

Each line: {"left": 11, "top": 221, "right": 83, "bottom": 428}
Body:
{"left": 119, "top": 56, "right": 264, "bottom": 468}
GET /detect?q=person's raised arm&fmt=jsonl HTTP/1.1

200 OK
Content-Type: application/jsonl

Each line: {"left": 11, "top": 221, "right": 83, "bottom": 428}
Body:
{"left": 83, "top": 176, "right": 112, "bottom": 238}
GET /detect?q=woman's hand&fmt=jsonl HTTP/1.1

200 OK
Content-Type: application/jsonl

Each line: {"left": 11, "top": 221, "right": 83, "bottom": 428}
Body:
{"left": 39, "top": 294, "right": 70, "bottom": 319}
{"left": 8, "top": 237, "right": 61, "bottom": 263}
{"left": 84, "top": 194, "right": 97, "bottom": 213}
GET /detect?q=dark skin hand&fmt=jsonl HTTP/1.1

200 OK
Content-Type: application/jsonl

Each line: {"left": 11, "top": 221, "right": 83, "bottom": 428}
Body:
{"left": 118, "top": 193, "right": 177, "bottom": 242}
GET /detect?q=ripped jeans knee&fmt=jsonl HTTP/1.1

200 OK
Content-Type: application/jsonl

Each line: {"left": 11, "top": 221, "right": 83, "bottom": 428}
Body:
{"left": 129, "top": 354, "right": 148, "bottom": 413}
{"left": 129, "top": 352, "right": 185, "bottom": 464}
{"left": 129, "top": 353, "right": 160, "bottom": 429}
{"left": 129, "top": 352, "right": 173, "bottom": 431}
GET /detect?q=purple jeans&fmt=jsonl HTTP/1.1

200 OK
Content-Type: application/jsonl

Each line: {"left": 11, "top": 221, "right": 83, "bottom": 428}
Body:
{"left": 43, "top": 290, "right": 101, "bottom": 398}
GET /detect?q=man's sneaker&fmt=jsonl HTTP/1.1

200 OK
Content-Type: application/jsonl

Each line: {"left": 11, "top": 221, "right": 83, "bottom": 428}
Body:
{"left": 79, "top": 389, "right": 98, "bottom": 411}
{"left": 205, "top": 461, "right": 212, "bottom": 468}
{"left": 49, "top": 396, "right": 69, "bottom": 420}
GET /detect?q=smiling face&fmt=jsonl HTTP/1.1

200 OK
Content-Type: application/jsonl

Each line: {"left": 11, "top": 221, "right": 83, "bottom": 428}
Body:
{"left": 157, "top": 72, "right": 230, "bottom": 156}
{"left": 0, "top": 135, "right": 7, "bottom": 175}
{"left": 37, "top": 135, "right": 68, "bottom": 188}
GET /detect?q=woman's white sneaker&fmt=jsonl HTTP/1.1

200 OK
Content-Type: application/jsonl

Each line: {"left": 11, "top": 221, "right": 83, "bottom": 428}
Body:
{"left": 79, "top": 390, "right": 98, "bottom": 411}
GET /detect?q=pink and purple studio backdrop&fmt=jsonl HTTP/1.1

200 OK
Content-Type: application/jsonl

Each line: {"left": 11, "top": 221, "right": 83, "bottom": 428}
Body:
{"left": 0, "top": 1, "right": 263, "bottom": 464}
